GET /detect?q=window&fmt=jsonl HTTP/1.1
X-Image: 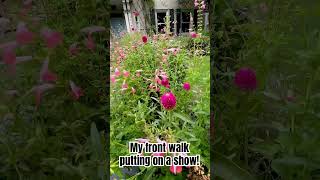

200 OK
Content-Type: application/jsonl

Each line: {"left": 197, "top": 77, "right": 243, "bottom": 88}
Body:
{"left": 156, "top": 11, "right": 166, "bottom": 33}
{"left": 181, "top": 11, "right": 191, "bottom": 33}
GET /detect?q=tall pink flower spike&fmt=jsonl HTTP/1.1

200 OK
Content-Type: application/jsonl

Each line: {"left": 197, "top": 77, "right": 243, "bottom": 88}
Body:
{"left": 70, "top": 80, "right": 84, "bottom": 100}
{"left": 16, "top": 22, "right": 34, "bottom": 45}
{"left": 40, "top": 58, "right": 57, "bottom": 83}
{"left": 41, "top": 28, "right": 63, "bottom": 48}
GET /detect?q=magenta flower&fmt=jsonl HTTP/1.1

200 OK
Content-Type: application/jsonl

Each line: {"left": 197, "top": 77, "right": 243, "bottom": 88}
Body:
{"left": 183, "top": 82, "right": 191, "bottom": 91}
{"left": 16, "top": 22, "right": 34, "bottom": 45}
{"left": 85, "top": 33, "right": 95, "bottom": 51}
{"left": 69, "top": 80, "right": 84, "bottom": 100}
{"left": 234, "top": 67, "right": 257, "bottom": 91}
{"left": 41, "top": 28, "right": 63, "bottom": 48}
{"left": 160, "top": 92, "right": 177, "bottom": 110}
{"left": 161, "top": 76, "right": 170, "bottom": 88}
{"left": 40, "top": 58, "right": 57, "bottom": 83}
{"left": 142, "top": 35, "right": 148, "bottom": 43}
{"left": 190, "top": 32, "right": 197, "bottom": 38}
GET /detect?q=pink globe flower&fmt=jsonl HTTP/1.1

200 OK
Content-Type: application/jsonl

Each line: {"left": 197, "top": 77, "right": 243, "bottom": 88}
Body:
{"left": 183, "top": 82, "right": 191, "bottom": 91}
{"left": 190, "top": 32, "right": 197, "bottom": 38}
{"left": 161, "top": 77, "right": 170, "bottom": 88}
{"left": 234, "top": 67, "right": 257, "bottom": 91}
{"left": 142, "top": 35, "right": 148, "bottom": 43}
{"left": 160, "top": 92, "right": 177, "bottom": 110}
{"left": 170, "top": 165, "right": 182, "bottom": 175}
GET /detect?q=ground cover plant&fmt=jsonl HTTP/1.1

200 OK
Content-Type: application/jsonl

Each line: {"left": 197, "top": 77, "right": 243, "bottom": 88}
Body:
{"left": 0, "top": 0, "right": 108, "bottom": 179}
{"left": 110, "top": 20, "right": 210, "bottom": 180}
{"left": 213, "top": 0, "right": 320, "bottom": 179}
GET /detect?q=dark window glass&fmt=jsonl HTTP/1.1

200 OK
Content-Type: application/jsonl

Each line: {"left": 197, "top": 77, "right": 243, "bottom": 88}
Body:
{"left": 181, "top": 12, "right": 190, "bottom": 22}
{"left": 181, "top": 23, "right": 189, "bottom": 32}
{"left": 157, "top": 12, "right": 166, "bottom": 23}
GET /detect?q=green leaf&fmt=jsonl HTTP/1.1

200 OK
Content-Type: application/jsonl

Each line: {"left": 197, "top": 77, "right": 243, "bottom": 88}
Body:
{"left": 143, "top": 167, "right": 157, "bottom": 179}
{"left": 90, "top": 122, "right": 103, "bottom": 160}
{"left": 173, "top": 112, "right": 194, "bottom": 125}
{"left": 213, "top": 151, "right": 255, "bottom": 180}
{"left": 262, "top": 91, "right": 281, "bottom": 101}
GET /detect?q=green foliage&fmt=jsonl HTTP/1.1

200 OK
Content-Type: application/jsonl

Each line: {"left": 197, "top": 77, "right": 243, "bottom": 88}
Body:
{"left": 0, "top": 0, "right": 108, "bottom": 179}
{"left": 110, "top": 33, "right": 210, "bottom": 178}
{"left": 213, "top": 0, "right": 320, "bottom": 179}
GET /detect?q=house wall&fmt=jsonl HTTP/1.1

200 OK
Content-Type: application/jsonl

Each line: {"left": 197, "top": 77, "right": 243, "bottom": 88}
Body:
{"left": 154, "top": 0, "right": 180, "bottom": 9}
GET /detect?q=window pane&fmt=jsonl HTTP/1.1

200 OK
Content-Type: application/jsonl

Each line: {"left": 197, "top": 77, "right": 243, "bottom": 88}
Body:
{"left": 157, "top": 12, "right": 166, "bottom": 23}
{"left": 181, "top": 12, "right": 190, "bottom": 22}
{"left": 181, "top": 23, "right": 189, "bottom": 32}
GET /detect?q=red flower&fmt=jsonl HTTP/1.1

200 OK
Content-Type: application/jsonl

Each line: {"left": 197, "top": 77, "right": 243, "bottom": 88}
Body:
{"left": 234, "top": 67, "right": 257, "bottom": 91}
{"left": 142, "top": 35, "right": 148, "bottom": 43}
{"left": 183, "top": 82, "right": 191, "bottom": 91}
{"left": 160, "top": 92, "right": 177, "bottom": 110}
